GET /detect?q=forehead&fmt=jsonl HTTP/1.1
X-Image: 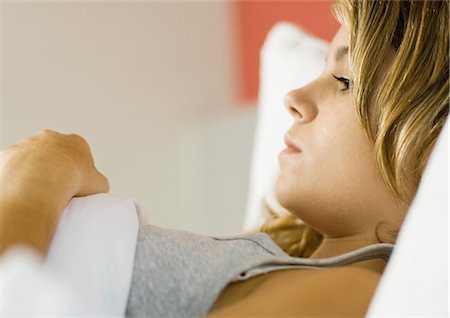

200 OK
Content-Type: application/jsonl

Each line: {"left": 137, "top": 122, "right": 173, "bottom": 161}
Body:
{"left": 327, "top": 25, "right": 350, "bottom": 65}
{"left": 332, "top": 25, "right": 350, "bottom": 46}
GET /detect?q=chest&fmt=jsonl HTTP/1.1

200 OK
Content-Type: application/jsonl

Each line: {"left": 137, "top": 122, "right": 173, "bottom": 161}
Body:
{"left": 209, "top": 269, "right": 299, "bottom": 313}
{"left": 208, "top": 260, "right": 385, "bottom": 314}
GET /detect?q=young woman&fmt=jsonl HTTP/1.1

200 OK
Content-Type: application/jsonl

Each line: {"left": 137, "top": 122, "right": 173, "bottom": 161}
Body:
{"left": 0, "top": 0, "right": 448, "bottom": 316}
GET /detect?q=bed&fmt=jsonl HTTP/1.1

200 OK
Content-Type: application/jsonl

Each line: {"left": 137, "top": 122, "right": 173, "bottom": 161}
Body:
{"left": 1, "top": 22, "right": 448, "bottom": 317}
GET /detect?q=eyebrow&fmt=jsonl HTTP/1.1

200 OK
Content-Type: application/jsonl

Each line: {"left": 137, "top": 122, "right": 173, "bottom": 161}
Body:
{"left": 325, "top": 45, "right": 349, "bottom": 64}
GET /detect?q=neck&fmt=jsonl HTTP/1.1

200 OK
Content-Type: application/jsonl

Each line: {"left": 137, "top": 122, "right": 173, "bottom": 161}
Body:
{"left": 309, "top": 235, "right": 387, "bottom": 274}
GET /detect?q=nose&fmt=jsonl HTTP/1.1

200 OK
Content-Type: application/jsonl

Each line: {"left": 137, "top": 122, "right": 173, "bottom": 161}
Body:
{"left": 284, "top": 86, "right": 318, "bottom": 123}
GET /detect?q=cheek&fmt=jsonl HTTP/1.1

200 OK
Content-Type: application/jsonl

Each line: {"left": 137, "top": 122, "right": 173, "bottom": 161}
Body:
{"left": 275, "top": 127, "right": 379, "bottom": 235}
{"left": 317, "top": 126, "right": 374, "bottom": 182}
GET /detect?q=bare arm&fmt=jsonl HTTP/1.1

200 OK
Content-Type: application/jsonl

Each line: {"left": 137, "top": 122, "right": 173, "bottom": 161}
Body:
{"left": 206, "top": 267, "right": 381, "bottom": 317}
{"left": 0, "top": 130, "right": 109, "bottom": 257}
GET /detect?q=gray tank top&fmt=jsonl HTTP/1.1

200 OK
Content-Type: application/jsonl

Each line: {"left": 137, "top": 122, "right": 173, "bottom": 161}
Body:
{"left": 125, "top": 222, "right": 394, "bottom": 318}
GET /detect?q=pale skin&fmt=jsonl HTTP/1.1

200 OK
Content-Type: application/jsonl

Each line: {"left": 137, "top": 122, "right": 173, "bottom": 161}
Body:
{"left": 0, "top": 25, "right": 408, "bottom": 317}
{"left": 276, "top": 25, "right": 408, "bottom": 266}
{"left": 207, "top": 25, "right": 409, "bottom": 316}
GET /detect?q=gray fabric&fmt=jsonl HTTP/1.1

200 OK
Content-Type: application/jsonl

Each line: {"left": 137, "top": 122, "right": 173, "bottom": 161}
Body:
{"left": 125, "top": 221, "right": 394, "bottom": 318}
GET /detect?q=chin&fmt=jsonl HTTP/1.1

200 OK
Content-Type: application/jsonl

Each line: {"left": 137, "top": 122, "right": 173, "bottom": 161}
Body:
{"left": 274, "top": 173, "right": 315, "bottom": 224}
{"left": 274, "top": 174, "right": 297, "bottom": 213}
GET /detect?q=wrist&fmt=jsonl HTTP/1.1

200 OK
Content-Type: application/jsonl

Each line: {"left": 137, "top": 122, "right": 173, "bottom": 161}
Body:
{"left": 0, "top": 191, "right": 68, "bottom": 256}
{"left": 1, "top": 151, "right": 80, "bottom": 204}
{"left": 0, "top": 160, "right": 79, "bottom": 256}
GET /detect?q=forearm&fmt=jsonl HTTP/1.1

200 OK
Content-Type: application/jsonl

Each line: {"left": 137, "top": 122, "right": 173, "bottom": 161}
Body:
{"left": 0, "top": 146, "right": 79, "bottom": 257}
{"left": 0, "top": 187, "right": 75, "bottom": 257}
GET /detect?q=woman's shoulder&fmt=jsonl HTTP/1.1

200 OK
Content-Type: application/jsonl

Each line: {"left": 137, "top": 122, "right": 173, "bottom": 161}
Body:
{"left": 207, "top": 265, "right": 381, "bottom": 317}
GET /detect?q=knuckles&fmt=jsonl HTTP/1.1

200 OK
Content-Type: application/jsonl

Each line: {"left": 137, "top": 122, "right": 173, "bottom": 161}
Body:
{"left": 38, "top": 130, "right": 89, "bottom": 149}
{"left": 12, "top": 130, "right": 92, "bottom": 164}
{"left": 2, "top": 130, "right": 109, "bottom": 196}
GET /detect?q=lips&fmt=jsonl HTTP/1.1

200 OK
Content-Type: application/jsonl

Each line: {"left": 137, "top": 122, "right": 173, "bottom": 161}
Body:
{"left": 283, "top": 134, "right": 301, "bottom": 152}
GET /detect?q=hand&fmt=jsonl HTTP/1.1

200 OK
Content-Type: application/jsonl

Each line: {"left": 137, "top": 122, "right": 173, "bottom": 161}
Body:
{"left": 1, "top": 129, "right": 109, "bottom": 200}
{"left": 0, "top": 130, "right": 109, "bottom": 255}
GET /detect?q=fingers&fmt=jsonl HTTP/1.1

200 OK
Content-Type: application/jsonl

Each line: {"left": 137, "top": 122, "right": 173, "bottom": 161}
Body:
{"left": 38, "top": 129, "right": 111, "bottom": 197}
{"left": 74, "top": 169, "right": 110, "bottom": 197}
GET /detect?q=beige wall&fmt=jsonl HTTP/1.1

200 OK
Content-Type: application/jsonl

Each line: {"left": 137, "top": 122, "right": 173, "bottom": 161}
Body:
{"left": 1, "top": 2, "right": 257, "bottom": 235}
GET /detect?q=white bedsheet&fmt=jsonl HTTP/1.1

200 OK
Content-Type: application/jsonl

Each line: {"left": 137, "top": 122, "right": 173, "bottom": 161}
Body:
{"left": 0, "top": 193, "right": 139, "bottom": 316}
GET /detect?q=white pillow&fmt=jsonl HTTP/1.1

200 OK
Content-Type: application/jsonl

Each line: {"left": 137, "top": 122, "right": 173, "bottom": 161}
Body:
{"left": 243, "top": 22, "right": 328, "bottom": 231}
{"left": 367, "top": 118, "right": 449, "bottom": 316}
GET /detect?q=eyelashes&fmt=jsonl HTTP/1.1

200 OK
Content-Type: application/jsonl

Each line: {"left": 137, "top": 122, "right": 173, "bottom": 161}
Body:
{"left": 332, "top": 75, "right": 353, "bottom": 92}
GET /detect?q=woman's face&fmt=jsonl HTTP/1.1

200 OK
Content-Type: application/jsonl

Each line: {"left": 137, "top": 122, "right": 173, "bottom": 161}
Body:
{"left": 275, "top": 25, "right": 404, "bottom": 240}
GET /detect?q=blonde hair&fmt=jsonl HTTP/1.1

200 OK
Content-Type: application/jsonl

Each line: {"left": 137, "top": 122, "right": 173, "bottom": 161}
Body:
{"left": 259, "top": 200, "right": 323, "bottom": 258}
{"left": 260, "top": 0, "right": 449, "bottom": 256}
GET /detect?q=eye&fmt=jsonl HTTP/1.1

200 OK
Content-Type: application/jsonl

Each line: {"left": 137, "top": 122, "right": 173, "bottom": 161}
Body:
{"left": 332, "top": 75, "right": 353, "bottom": 92}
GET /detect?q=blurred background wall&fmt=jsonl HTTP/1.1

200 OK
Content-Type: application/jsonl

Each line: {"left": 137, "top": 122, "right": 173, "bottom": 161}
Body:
{"left": 0, "top": 1, "right": 336, "bottom": 236}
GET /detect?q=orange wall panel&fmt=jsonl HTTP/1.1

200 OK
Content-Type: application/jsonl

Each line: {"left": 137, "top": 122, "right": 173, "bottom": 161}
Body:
{"left": 233, "top": 1, "right": 339, "bottom": 104}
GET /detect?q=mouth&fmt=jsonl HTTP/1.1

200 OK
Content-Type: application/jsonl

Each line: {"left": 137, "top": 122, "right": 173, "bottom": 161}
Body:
{"left": 284, "top": 134, "right": 301, "bottom": 151}
{"left": 279, "top": 134, "right": 302, "bottom": 156}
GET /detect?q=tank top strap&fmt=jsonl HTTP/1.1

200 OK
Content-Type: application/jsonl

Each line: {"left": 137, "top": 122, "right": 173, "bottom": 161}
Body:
{"left": 292, "top": 243, "right": 395, "bottom": 266}
{"left": 232, "top": 243, "right": 395, "bottom": 282}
